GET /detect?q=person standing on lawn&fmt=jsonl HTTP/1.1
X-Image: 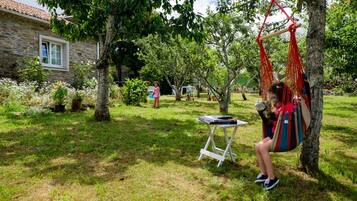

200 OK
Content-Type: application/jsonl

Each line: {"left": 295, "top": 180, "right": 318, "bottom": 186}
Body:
{"left": 152, "top": 81, "right": 160, "bottom": 108}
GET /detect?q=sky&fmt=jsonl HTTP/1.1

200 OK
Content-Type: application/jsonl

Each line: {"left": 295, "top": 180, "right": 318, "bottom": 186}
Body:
{"left": 15, "top": 0, "right": 301, "bottom": 34}
{"left": 15, "top": 0, "right": 45, "bottom": 10}
{"left": 15, "top": 0, "right": 217, "bottom": 15}
{"left": 16, "top": 0, "right": 297, "bottom": 24}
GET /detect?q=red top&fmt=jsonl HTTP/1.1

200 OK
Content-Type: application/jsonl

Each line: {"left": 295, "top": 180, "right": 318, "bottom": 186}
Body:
{"left": 272, "top": 103, "right": 282, "bottom": 133}
{"left": 153, "top": 86, "right": 160, "bottom": 98}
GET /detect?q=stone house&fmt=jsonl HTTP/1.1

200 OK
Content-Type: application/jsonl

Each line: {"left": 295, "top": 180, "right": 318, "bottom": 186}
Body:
{"left": 0, "top": 0, "right": 99, "bottom": 82}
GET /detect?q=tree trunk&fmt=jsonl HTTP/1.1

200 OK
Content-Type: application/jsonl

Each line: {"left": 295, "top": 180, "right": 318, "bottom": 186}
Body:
{"left": 94, "top": 14, "right": 115, "bottom": 121}
{"left": 116, "top": 64, "right": 123, "bottom": 86}
{"left": 300, "top": 0, "right": 326, "bottom": 174}
{"left": 164, "top": 76, "right": 181, "bottom": 101}
{"left": 242, "top": 74, "right": 256, "bottom": 101}
{"left": 227, "top": 86, "right": 231, "bottom": 104}
{"left": 219, "top": 95, "right": 229, "bottom": 114}
{"left": 197, "top": 81, "right": 200, "bottom": 98}
{"left": 95, "top": 67, "right": 110, "bottom": 121}
{"left": 242, "top": 86, "right": 247, "bottom": 101}
{"left": 173, "top": 86, "right": 181, "bottom": 101}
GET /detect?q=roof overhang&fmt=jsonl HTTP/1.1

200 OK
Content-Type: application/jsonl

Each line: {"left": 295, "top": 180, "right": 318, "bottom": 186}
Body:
{"left": 0, "top": 7, "right": 49, "bottom": 24}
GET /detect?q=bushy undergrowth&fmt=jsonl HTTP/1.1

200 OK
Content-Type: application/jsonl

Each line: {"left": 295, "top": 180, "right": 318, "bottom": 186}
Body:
{"left": 122, "top": 78, "right": 147, "bottom": 106}
{"left": 0, "top": 77, "right": 116, "bottom": 116}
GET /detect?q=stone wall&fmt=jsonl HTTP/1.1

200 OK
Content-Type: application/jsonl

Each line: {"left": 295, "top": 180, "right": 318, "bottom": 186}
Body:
{"left": 0, "top": 11, "right": 97, "bottom": 83}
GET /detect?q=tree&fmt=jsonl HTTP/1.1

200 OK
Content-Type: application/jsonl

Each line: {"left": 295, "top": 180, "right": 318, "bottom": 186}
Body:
{"left": 110, "top": 11, "right": 171, "bottom": 86}
{"left": 39, "top": 0, "right": 201, "bottom": 121}
{"left": 324, "top": 1, "right": 356, "bottom": 89}
{"left": 39, "top": 0, "right": 202, "bottom": 121}
{"left": 111, "top": 41, "right": 144, "bottom": 86}
{"left": 235, "top": 36, "right": 260, "bottom": 100}
{"left": 299, "top": 0, "right": 327, "bottom": 174}
{"left": 138, "top": 35, "right": 197, "bottom": 101}
{"left": 202, "top": 9, "right": 250, "bottom": 113}
{"left": 187, "top": 47, "right": 215, "bottom": 99}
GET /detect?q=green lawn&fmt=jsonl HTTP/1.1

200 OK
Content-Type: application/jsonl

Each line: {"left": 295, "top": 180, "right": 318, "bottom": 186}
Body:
{"left": 0, "top": 94, "right": 356, "bottom": 201}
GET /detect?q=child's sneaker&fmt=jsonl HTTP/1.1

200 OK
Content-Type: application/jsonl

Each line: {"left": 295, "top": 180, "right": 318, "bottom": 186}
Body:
{"left": 255, "top": 173, "right": 268, "bottom": 183}
{"left": 263, "top": 177, "right": 279, "bottom": 190}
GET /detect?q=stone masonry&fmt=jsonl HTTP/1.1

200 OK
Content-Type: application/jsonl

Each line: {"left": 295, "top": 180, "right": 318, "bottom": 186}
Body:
{"left": 0, "top": 11, "right": 97, "bottom": 83}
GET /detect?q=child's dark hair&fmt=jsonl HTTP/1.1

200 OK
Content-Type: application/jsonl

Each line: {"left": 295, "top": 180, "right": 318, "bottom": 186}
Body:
{"left": 269, "top": 82, "right": 285, "bottom": 103}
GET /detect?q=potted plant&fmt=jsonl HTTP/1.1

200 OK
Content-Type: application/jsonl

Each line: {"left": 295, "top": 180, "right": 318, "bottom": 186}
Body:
{"left": 52, "top": 81, "right": 68, "bottom": 112}
{"left": 71, "top": 91, "right": 83, "bottom": 112}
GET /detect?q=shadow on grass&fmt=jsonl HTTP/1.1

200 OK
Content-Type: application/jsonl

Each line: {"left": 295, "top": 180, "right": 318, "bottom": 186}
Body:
{"left": 0, "top": 113, "right": 227, "bottom": 185}
{"left": 0, "top": 111, "right": 356, "bottom": 200}
{"left": 323, "top": 124, "right": 357, "bottom": 147}
{"left": 313, "top": 170, "right": 357, "bottom": 200}
{"left": 325, "top": 103, "right": 357, "bottom": 114}
{"left": 320, "top": 151, "right": 357, "bottom": 185}
{"left": 146, "top": 98, "right": 219, "bottom": 110}
{"left": 265, "top": 169, "right": 357, "bottom": 201}
{"left": 323, "top": 112, "right": 356, "bottom": 119}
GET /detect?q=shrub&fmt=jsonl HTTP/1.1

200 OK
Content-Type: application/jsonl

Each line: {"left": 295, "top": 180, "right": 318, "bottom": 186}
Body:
{"left": 73, "top": 91, "right": 84, "bottom": 102}
{"left": 0, "top": 78, "right": 37, "bottom": 107}
{"left": 24, "top": 106, "right": 52, "bottom": 117}
{"left": 110, "top": 84, "right": 122, "bottom": 100}
{"left": 109, "top": 84, "right": 123, "bottom": 107}
{"left": 0, "top": 78, "right": 17, "bottom": 104}
{"left": 17, "top": 81, "right": 37, "bottom": 106}
{"left": 64, "top": 88, "right": 86, "bottom": 111}
{"left": 72, "top": 91, "right": 84, "bottom": 111}
{"left": 340, "top": 80, "right": 357, "bottom": 94}
{"left": 18, "top": 57, "right": 49, "bottom": 89}
{"left": 3, "top": 100, "right": 26, "bottom": 113}
{"left": 52, "top": 81, "right": 69, "bottom": 105}
{"left": 80, "top": 78, "right": 97, "bottom": 108}
{"left": 37, "top": 82, "right": 55, "bottom": 108}
{"left": 1, "top": 82, "right": 26, "bottom": 115}
{"left": 72, "top": 63, "right": 92, "bottom": 89}
{"left": 82, "top": 88, "right": 97, "bottom": 108}
{"left": 325, "top": 78, "right": 357, "bottom": 94}
{"left": 122, "top": 78, "right": 147, "bottom": 106}
{"left": 84, "top": 77, "right": 98, "bottom": 89}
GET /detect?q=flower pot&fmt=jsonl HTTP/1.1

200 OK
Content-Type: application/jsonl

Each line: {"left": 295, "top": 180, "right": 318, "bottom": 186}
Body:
{"left": 54, "top": 104, "right": 66, "bottom": 112}
{"left": 71, "top": 99, "right": 82, "bottom": 112}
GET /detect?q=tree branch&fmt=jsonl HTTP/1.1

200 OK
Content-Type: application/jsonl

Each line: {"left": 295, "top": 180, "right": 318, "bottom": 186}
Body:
{"left": 96, "top": 14, "right": 115, "bottom": 69}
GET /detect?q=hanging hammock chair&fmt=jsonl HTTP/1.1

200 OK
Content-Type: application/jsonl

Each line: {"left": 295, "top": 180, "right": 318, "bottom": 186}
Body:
{"left": 256, "top": 0, "right": 312, "bottom": 152}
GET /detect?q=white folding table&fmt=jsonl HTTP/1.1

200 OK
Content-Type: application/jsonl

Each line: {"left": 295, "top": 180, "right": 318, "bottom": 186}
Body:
{"left": 198, "top": 119, "right": 248, "bottom": 167}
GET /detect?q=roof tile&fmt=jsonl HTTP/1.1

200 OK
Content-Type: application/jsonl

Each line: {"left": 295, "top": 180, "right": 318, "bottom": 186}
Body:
{"left": 0, "top": 0, "right": 50, "bottom": 21}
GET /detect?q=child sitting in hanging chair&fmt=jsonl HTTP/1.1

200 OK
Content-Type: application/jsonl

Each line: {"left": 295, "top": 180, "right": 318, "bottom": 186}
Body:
{"left": 254, "top": 81, "right": 286, "bottom": 190}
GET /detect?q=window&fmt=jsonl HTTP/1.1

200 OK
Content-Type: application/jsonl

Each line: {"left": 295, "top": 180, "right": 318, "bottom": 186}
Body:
{"left": 96, "top": 42, "right": 100, "bottom": 60}
{"left": 39, "top": 35, "right": 69, "bottom": 71}
{"left": 51, "top": 43, "right": 62, "bottom": 65}
{"left": 41, "top": 41, "right": 62, "bottom": 66}
{"left": 41, "top": 42, "right": 49, "bottom": 64}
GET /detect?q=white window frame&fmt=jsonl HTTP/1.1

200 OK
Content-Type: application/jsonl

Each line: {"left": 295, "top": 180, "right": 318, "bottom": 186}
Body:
{"left": 96, "top": 42, "right": 100, "bottom": 60}
{"left": 39, "top": 35, "right": 69, "bottom": 71}
{"left": 47, "top": 41, "right": 63, "bottom": 67}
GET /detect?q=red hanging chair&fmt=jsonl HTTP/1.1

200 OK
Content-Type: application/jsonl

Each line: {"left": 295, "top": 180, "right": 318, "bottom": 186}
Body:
{"left": 256, "top": 0, "right": 311, "bottom": 152}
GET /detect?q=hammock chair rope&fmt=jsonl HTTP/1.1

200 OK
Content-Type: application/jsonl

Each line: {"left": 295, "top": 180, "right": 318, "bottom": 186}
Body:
{"left": 257, "top": 0, "right": 297, "bottom": 40}
{"left": 256, "top": 0, "right": 311, "bottom": 152}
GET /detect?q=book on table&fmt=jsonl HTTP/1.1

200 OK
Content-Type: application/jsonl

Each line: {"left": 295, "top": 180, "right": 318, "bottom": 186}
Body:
{"left": 198, "top": 115, "right": 238, "bottom": 125}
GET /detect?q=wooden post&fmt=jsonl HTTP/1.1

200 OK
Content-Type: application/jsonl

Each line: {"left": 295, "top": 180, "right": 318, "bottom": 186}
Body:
{"left": 259, "top": 24, "right": 301, "bottom": 41}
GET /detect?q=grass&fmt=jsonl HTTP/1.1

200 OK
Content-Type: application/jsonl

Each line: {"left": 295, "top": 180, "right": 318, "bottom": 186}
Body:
{"left": 0, "top": 93, "right": 356, "bottom": 201}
